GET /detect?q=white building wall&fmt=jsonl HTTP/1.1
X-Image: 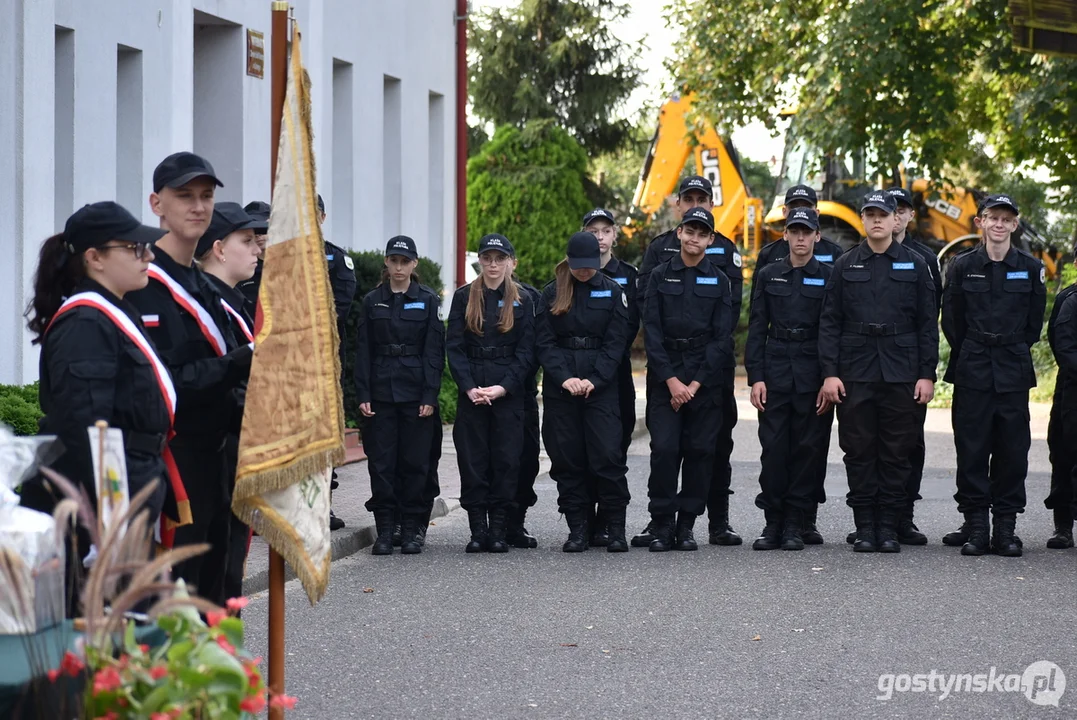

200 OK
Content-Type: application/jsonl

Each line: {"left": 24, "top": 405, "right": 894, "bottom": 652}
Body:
{"left": 0, "top": 0, "right": 458, "bottom": 385}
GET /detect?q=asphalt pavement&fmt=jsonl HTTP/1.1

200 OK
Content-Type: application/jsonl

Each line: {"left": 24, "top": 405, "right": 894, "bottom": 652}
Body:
{"left": 241, "top": 393, "right": 1077, "bottom": 720}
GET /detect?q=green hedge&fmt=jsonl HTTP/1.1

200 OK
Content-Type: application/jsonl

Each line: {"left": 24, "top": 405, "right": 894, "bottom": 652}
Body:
{"left": 0, "top": 382, "right": 43, "bottom": 436}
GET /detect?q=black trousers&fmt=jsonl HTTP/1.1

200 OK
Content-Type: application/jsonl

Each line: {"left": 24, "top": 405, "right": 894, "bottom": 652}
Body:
{"left": 755, "top": 392, "right": 827, "bottom": 515}
{"left": 454, "top": 391, "right": 523, "bottom": 512}
{"left": 811, "top": 405, "right": 835, "bottom": 506}
{"left": 952, "top": 387, "right": 1030, "bottom": 515}
{"left": 170, "top": 440, "right": 231, "bottom": 606}
{"left": 707, "top": 369, "right": 737, "bottom": 516}
{"left": 646, "top": 378, "right": 723, "bottom": 517}
{"left": 906, "top": 404, "right": 928, "bottom": 508}
{"left": 542, "top": 386, "right": 629, "bottom": 513}
{"left": 221, "top": 434, "right": 249, "bottom": 602}
{"left": 1045, "top": 397, "right": 1077, "bottom": 517}
{"left": 837, "top": 381, "right": 919, "bottom": 511}
{"left": 363, "top": 401, "right": 437, "bottom": 516}
{"left": 616, "top": 357, "right": 637, "bottom": 459}
{"left": 421, "top": 405, "right": 444, "bottom": 517}
{"left": 515, "top": 390, "right": 541, "bottom": 511}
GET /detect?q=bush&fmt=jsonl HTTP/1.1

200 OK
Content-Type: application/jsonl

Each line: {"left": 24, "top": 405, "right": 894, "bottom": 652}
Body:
{"left": 0, "top": 382, "right": 42, "bottom": 436}
{"left": 438, "top": 365, "right": 458, "bottom": 425}
{"left": 467, "top": 120, "right": 592, "bottom": 289}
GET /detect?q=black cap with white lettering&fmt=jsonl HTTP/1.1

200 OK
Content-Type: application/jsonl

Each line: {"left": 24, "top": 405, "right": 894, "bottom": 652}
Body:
{"left": 478, "top": 233, "right": 516, "bottom": 257}
{"left": 885, "top": 187, "right": 914, "bottom": 209}
{"left": 981, "top": 193, "right": 1019, "bottom": 215}
{"left": 678, "top": 175, "right": 712, "bottom": 198}
{"left": 861, "top": 191, "right": 897, "bottom": 214}
{"left": 786, "top": 207, "right": 820, "bottom": 231}
{"left": 385, "top": 235, "right": 418, "bottom": 261}
{"left": 680, "top": 207, "right": 715, "bottom": 232}
{"left": 582, "top": 208, "right": 615, "bottom": 226}
{"left": 784, "top": 184, "right": 818, "bottom": 206}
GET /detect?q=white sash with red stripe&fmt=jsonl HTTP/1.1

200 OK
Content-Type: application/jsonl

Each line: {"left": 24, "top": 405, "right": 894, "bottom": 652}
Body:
{"left": 147, "top": 264, "right": 227, "bottom": 356}
{"left": 221, "top": 298, "right": 254, "bottom": 343}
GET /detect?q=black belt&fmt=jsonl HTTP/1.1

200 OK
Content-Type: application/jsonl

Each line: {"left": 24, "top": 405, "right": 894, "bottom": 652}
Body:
{"left": 126, "top": 431, "right": 168, "bottom": 454}
{"left": 375, "top": 343, "right": 421, "bottom": 357}
{"left": 663, "top": 333, "right": 713, "bottom": 351}
{"left": 843, "top": 321, "right": 915, "bottom": 337}
{"left": 769, "top": 327, "right": 818, "bottom": 341}
{"left": 967, "top": 329, "right": 1022, "bottom": 346}
{"left": 467, "top": 345, "right": 516, "bottom": 359}
{"left": 557, "top": 336, "right": 602, "bottom": 350}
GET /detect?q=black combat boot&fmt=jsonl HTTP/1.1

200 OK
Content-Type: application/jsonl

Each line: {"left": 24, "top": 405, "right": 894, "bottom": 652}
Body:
{"left": 465, "top": 509, "right": 488, "bottom": 554}
{"left": 802, "top": 505, "right": 824, "bottom": 545}
{"left": 675, "top": 513, "right": 698, "bottom": 551}
{"left": 416, "top": 509, "right": 432, "bottom": 547}
{"left": 960, "top": 509, "right": 990, "bottom": 556}
{"left": 487, "top": 508, "right": 510, "bottom": 553}
{"left": 506, "top": 507, "right": 538, "bottom": 549}
{"left": 631, "top": 521, "right": 656, "bottom": 548}
{"left": 991, "top": 513, "right": 1022, "bottom": 557}
{"left": 852, "top": 507, "right": 877, "bottom": 553}
{"left": 400, "top": 515, "right": 422, "bottom": 555}
{"left": 590, "top": 506, "right": 610, "bottom": 547}
{"left": 942, "top": 519, "right": 970, "bottom": 547}
{"left": 605, "top": 507, "right": 628, "bottom": 553}
{"left": 648, "top": 516, "right": 676, "bottom": 552}
{"left": 1047, "top": 508, "right": 1074, "bottom": 549}
{"left": 752, "top": 511, "right": 783, "bottom": 551}
{"left": 708, "top": 494, "right": 742, "bottom": 545}
{"left": 876, "top": 508, "right": 901, "bottom": 553}
{"left": 371, "top": 510, "right": 394, "bottom": 556}
{"left": 781, "top": 510, "right": 805, "bottom": 551}
{"left": 897, "top": 504, "right": 927, "bottom": 545}
{"left": 391, "top": 521, "right": 402, "bottom": 546}
{"left": 562, "top": 510, "right": 589, "bottom": 553}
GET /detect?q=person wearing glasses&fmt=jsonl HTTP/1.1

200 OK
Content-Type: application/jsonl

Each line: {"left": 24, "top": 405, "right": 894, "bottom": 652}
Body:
{"left": 446, "top": 234, "right": 537, "bottom": 553}
{"left": 22, "top": 202, "right": 177, "bottom": 615}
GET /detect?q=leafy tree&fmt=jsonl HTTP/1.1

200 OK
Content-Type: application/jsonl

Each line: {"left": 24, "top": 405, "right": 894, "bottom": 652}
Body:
{"left": 467, "top": 120, "right": 592, "bottom": 288}
{"left": 739, "top": 156, "right": 778, "bottom": 215}
{"left": 469, "top": 0, "right": 643, "bottom": 155}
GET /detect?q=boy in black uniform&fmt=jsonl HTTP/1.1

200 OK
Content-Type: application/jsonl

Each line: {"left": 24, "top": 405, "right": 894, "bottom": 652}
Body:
{"left": 128, "top": 152, "right": 251, "bottom": 603}
{"left": 1045, "top": 261, "right": 1077, "bottom": 548}
{"left": 745, "top": 208, "right": 833, "bottom": 550}
{"left": 642, "top": 207, "right": 733, "bottom": 552}
{"left": 941, "top": 194, "right": 1046, "bottom": 556}
{"left": 819, "top": 190, "right": 938, "bottom": 554}
{"left": 755, "top": 185, "right": 846, "bottom": 269}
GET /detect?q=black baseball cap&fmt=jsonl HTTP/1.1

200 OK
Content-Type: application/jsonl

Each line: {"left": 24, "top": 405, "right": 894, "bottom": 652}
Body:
{"left": 582, "top": 208, "right": 616, "bottom": 226}
{"left": 981, "top": 193, "right": 1019, "bottom": 215}
{"left": 680, "top": 207, "right": 715, "bottom": 232}
{"left": 885, "top": 187, "right": 914, "bottom": 208}
{"left": 62, "top": 202, "right": 166, "bottom": 254}
{"left": 244, "top": 201, "right": 271, "bottom": 224}
{"left": 196, "top": 202, "right": 264, "bottom": 257}
{"left": 786, "top": 207, "right": 820, "bottom": 231}
{"left": 566, "top": 232, "right": 601, "bottom": 270}
{"left": 785, "top": 184, "right": 818, "bottom": 205}
{"left": 861, "top": 191, "right": 897, "bottom": 214}
{"left": 385, "top": 235, "right": 418, "bottom": 260}
{"left": 678, "top": 175, "right": 712, "bottom": 198}
{"left": 153, "top": 151, "right": 223, "bottom": 193}
{"left": 478, "top": 233, "right": 515, "bottom": 257}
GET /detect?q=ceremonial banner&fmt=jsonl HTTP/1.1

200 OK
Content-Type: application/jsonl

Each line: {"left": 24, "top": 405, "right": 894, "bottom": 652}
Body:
{"left": 232, "top": 26, "right": 345, "bottom": 604}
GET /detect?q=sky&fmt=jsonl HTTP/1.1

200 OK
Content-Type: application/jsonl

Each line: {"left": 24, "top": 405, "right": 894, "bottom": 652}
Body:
{"left": 470, "top": 0, "right": 787, "bottom": 169}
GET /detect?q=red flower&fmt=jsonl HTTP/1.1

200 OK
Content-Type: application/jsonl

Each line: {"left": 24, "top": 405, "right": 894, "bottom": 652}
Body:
{"left": 151, "top": 714, "right": 171, "bottom": 720}
{"left": 239, "top": 693, "right": 266, "bottom": 713}
{"left": 60, "top": 650, "right": 84, "bottom": 677}
{"left": 149, "top": 665, "right": 169, "bottom": 680}
{"left": 139, "top": 644, "right": 150, "bottom": 653}
{"left": 93, "top": 666, "right": 122, "bottom": 694}
{"left": 215, "top": 634, "right": 236, "bottom": 655}
{"left": 243, "top": 661, "right": 261, "bottom": 688}
{"left": 207, "top": 610, "right": 227, "bottom": 627}
{"left": 270, "top": 694, "right": 298, "bottom": 710}
{"left": 46, "top": 668, "right": 61, "bottom": 683}
{"left": 226, "top": 596, "right": 249, "bottom": 612}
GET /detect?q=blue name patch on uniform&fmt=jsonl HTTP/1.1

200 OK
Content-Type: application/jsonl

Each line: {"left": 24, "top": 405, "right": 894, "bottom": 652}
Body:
{"left": 403, "top": 302, "right": 425, "bottom": 310}
{"left": 705, "top": 247, "right": 725, "bottom": 255}
{"left": 815, "top": 254, "right": 833, "bottom": 263}
{"left": 696, "top": 276, "right": 719, "bottom": 285}
{"left": 1007, "top": 271, "right": 1029, "bottom": 280}
{"left": 892, "top": 262, "right": 915, "bottom": 270}
{"left": 613, "top": 277, "right": 628, "bottom": 285}
{"left": 326, "top": 254, "right": 334, "bottom": 260}
{"left": 590, "top": 290, "right": 612, "bottom": 298}
{"left": 497, "top": 300, "right": 522, "bottom": 307}
{"left": 803, "top": 278, "right": 825, "bottom": 286}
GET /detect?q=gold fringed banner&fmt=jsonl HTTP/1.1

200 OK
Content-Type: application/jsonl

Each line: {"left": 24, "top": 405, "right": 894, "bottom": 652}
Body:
{"left": 232, "top": 24, "right": 344, "bottom": 605}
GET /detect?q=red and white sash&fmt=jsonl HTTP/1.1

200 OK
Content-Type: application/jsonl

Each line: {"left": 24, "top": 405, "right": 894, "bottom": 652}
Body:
{"left": 147, "top": 264, "right": 228, "bottom": 356}
{"left": 221, "top": 298, "right": 254, "bottom": 343}
{"left": 47, "top": 292, "right": 192, "bottom": 543}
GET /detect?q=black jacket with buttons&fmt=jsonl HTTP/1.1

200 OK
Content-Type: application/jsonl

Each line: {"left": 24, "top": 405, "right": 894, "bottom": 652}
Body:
{"left": 818, "top": 239, "right": 939, "bottom": 383}
{"left": 446, "top": 280, "right": 537, "bottom": 397}
{"left": 745, "top": 257, "right": 832, "bottom": 394}
{"left": 600, "top": 256, "right": 640, "bottom": 356}
{"left": 354, "top": 280, "right": 445, "bottom": 406}
{"left": 941, "top": 244, "right": 1046, "bottom": 392}
{"left": 643, "top": 253, "right": 732, "bottom": 389}
{"left": 536, "top": 273, "right": 630, "bottom": 393}
{"left": 1049, "top": 284, "right": 1077, "bottom": 405}
{"left": 903, "top": 232, "right": 943, "bottom": 310}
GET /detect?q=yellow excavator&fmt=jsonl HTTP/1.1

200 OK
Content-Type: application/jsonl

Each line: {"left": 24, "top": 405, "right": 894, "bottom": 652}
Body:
{"left": 632, "top": 95, "right": 1063, "bottom": 278}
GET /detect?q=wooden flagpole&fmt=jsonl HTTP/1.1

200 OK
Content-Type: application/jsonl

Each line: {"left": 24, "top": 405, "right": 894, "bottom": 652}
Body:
{"left": 268, "top": 2, "right": 290, "bottom": 717}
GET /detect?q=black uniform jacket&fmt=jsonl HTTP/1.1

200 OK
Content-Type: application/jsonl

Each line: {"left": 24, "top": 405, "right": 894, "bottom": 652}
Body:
{"left": 446, "top": 280, "right": 537, "bottom": 397}
{"left": 756, "top": 236, "right": 845, "bottom": 270}
{"left": 601, "top": 256, "right": 640, "bottom": 356}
